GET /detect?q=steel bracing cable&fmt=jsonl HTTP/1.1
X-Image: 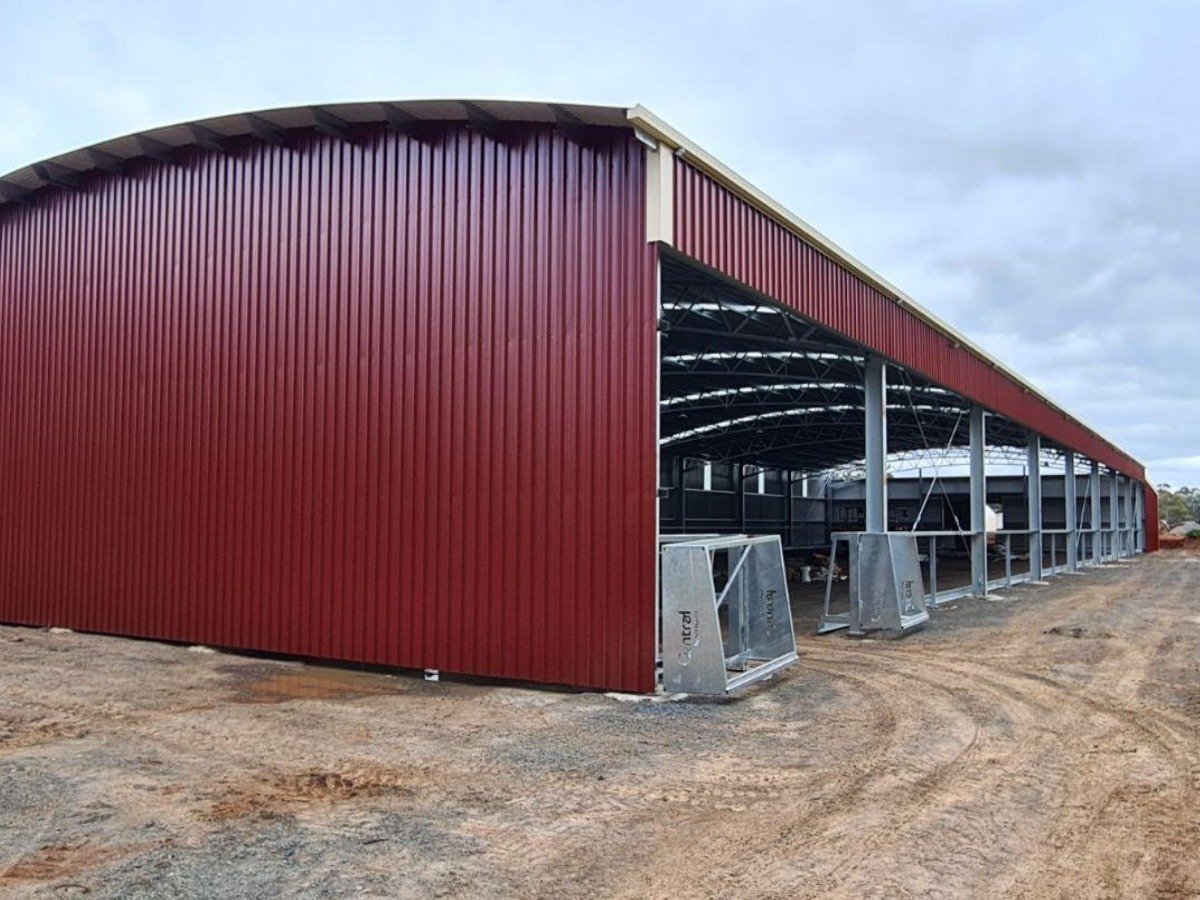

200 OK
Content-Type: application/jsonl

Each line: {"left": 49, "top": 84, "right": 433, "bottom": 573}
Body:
{"left": 909, "top": 411, "right": 967, "bottom": 533}
{"left": 899, "top": 373, "right": 969, "bottom": 536}
{"left": 1075, "top": 469, "right": 1095, "bottom": 558}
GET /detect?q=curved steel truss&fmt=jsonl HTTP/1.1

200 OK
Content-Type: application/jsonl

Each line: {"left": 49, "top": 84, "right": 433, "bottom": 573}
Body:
{"left": 659, "top": 256, "right": 1032, "bottom": 471}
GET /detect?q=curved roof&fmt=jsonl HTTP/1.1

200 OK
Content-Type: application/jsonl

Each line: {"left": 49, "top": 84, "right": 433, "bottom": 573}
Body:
{"left": 0, "top": 98, "right": 628, "bottom": 205}
{"left": 0, "top": 98, "right": 1144, "bottom": 478}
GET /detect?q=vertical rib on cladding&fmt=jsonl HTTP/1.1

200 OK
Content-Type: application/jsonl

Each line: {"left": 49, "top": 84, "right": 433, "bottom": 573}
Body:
{"left": 0, "top": 125, "right": 659, "bottom": 691}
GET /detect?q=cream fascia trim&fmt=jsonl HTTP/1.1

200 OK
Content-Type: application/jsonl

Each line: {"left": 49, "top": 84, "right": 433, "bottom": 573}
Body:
{"left": 641, "top": 131, "right": 674, "bottom": 245}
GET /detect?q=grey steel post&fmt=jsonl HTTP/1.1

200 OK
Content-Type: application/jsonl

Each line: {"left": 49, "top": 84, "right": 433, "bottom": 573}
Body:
{"left": 1113, "top": 473, "right": 1122, "bottom": 557}
{"left": 785, "top": 471, "right": 794, "bottom": 547}
{"left": 679, "top": 456, "right": 687, "bottom": 533}
{"left": 969, "top": 404, "right": 987, "bottom": 595}
{"left": 1027, "top": 432, "right": 1043, "bottom": 581}
{"left": 1090, "top": 460, "right": 1102, "bottom": 564}
{"left": 1134, "top": 481, "right": 1145, "bottom": 552}
{"left": 929, "top": 535, "right": 938, "bottom": 599}
{"left": 824, "top": 482, "right": 833, "bottom": 548}
{"left": 864, "top": 356, "right": 887, "bottom": 533}
{"left": 1125, "top": 477, "right": 1135, "bottom": 556}
{"left": 737, "top": 464, "right": 746, "bottom": 531}
{"left": 1064, "top": 451, "right": 1078, "bottom": 570}
{"left": 1109, "top": 470, "right": 1120, "bottom": 560}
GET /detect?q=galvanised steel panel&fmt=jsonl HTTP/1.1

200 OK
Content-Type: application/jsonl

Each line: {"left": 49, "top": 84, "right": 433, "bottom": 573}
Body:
{"left": 673, "top": 159, "right": 1147, "bottom": 486}
{"left": 0, "top": 125, "right": 658, "bottom": 691}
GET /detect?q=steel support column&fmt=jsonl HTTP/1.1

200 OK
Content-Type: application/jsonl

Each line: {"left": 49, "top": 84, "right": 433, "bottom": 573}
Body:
{"left": 1135, "top": 482, "right": 1145, "bottom": 553}
{"left": 785, "top": 471, "right": 795, "bottom": 547}
{"left": 678, "top": 456, "right": 688, "bottom": 533}
{"left": 1027, "top": 432, "right": 1043, "bottom": 581}
{"left": 1090, "top": 461, "right": 1102, "bottom": 564}
{"left": 1125, "top": 477, "right": 1135, "bottom": 556}
{"left": 1117, "top": 476, "right": 1127, "bottom": 557}
{"left": 737, "top": 464, "right": 746, "bottom": 532}
{"left": 1109, "top": 471, "right": 1120, "bottom": 560}
{"left": 1065, "top": 451, "right": 1078, "bottom": 570}
{"left": 970, "top": 404, "right": 987, "bottom": 595}
{"left": 864, "top": 356, "right": 887, "bottom": 533}
{"left": 823, "top": 482, "right": 833, "bottom": 549}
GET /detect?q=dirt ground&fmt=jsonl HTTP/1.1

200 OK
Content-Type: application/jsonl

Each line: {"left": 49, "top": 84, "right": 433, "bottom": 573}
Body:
{"left": 1, "top": 553, "right": 1198, "bottom": 899}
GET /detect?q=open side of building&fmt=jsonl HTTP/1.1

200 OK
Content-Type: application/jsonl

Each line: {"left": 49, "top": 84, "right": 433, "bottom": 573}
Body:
{"left": 0, "top": 99, "right": 1155, "bottom": 693}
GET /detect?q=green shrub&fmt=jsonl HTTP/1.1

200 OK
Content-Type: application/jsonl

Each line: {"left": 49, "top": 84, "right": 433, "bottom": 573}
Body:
{"left": 1187, "top": 529, "right": 1200, "bottom": 540}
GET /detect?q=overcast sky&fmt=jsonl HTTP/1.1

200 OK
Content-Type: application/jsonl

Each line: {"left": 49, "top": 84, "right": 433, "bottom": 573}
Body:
{"left": 2, "top": 1, "right": 1196, "bottom": 486}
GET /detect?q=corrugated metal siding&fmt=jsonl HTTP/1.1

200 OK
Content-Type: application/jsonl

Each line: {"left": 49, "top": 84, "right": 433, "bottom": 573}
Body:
{"left": 673, "top": 159, "right": 1146, "bottom": 484}
{"left": 0, "top": 125, "right": 658, "bottom": 691}
{"left": 1144, "top": 488, "right": 1159, "bottom": 552}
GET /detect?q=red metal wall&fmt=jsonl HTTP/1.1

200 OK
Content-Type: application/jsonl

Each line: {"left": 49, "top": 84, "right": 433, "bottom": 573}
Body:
{"left": 1144, "top": 487, "right": 1160, "bottom": 552}
{"left": 673, "top": 160, "right": 1146, "bottom": 485}
{"left": 0, "top": 125, "right": 659, "bottom": 691}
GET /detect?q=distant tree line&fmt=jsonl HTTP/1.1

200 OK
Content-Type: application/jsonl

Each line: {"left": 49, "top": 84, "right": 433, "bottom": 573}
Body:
{"left": 1156, "top": 485, "right": 1200, "bottom": 527}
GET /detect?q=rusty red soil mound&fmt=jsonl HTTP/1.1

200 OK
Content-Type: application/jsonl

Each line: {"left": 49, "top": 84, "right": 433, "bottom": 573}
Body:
{"left": 1158, "top": 533, "right": 1200, "bottom": 550}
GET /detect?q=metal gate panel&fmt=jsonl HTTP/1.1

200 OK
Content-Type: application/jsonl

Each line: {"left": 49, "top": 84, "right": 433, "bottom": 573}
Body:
{"left": 661, "top": 534, "right": 797, "bottom": 694}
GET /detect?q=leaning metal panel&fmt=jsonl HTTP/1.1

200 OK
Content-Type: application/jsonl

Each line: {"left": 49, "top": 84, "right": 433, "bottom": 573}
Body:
{"left": 819, "top": 532, "right": 929, "bottom": 636}
{"left": 817, "top": 532, "right": 853, "bottom": 635}
{"left": 660, "top": 534, "right": 798, "bottom": 694}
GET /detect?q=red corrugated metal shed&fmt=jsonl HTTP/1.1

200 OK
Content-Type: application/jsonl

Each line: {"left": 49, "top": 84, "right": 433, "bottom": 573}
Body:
{"left": 0, "top": 100, "right": 1157, "bottom": 695}
{"left": 0, "top": 120, "right": 659, "bottom": 692}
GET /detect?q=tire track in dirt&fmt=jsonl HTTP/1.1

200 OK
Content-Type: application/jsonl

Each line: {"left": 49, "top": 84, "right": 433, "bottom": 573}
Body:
{"left": 736, "top": 578, "right": 1196, "bottom": 900}
{"left": 660, "top": 667, "right": 902, "bottom": 818}
{"left": 475, "top": 673, "right": 906, "bottom": 898}
{"left": 789, "top": 649, "right": 1066, "bottom": 896}
{"left": 450, "top": 667, "right": 909, "bottom": 897}
{"left": 967, "top": 663, "right": 1200, "bottom": 898}
{"left": 628, "top": 607, "right": 1200, "bottom": 900}
{"left": 627, "top": 649, "right": 1049, "bottom": 897}
{"left": 802, "top": 594, "right": 1200, "bottom": 899}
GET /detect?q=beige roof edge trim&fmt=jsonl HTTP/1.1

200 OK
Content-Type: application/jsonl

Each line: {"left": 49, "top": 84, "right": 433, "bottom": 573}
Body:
{"left": 626, "top": 104, "right": 1142, "bottom": 473}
